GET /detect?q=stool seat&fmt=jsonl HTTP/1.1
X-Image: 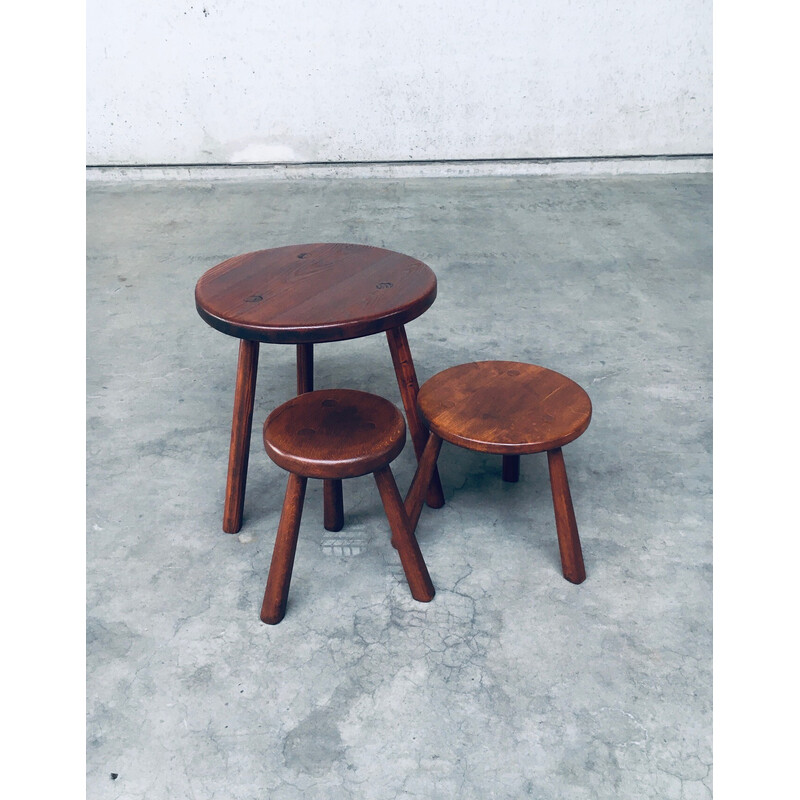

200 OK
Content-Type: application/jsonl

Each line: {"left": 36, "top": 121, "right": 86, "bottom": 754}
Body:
{"left": 417, "top": 361, "right": 592, "bottom": 455}
{"left": 264, "top": 389, "right": 406, "bottom": 479}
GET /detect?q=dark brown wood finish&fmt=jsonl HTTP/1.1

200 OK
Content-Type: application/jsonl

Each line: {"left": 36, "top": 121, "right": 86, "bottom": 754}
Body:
{"left": 404, "top": 432, "right": 443, "bottom": 536}
{"left": 196, "top": 243, "right": 440, "bottom": 534}
{"left": 260, "top": 473, "right": 307, "bottom": 624}
{"left": 295, "top": 342, "right": 344, "bottom": 532}
{"left": 417, "top": 361, "right": 592, "bottom": 454}
{"left": 295, "top": 343, "right": 314, "bottom": 393}
{"left": 373, "top": 467, "right": 435, "bottom": 602}
{"left": 260, "top": 389, "right": 435, "bottom": 623}
{"left": 502, "top": 455, "right": 520, "bottom": 482}
{"left": 223, "top": 340, "right": 259, "bottom": 533}
{"left": 323, "top": 480, "right": 345, "bottom": 532}
{"left": 386, "top": 325, "right": 445, "bottom": 509}
{"left": 263, "top": 390, "right": 407, "bottom": 480}
{"left": 415, "top": 360, "right": 591, "bottom": 585}
{"left": 547, "top": 447, "right": 586, "bottom": 584}
{"left": 195, "top": 243, "right": 437, "bottom": 344}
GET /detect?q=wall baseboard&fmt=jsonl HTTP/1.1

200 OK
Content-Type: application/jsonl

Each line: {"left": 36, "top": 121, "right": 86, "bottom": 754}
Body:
{"left": 86, "top": 155, "right": 712, "bottom": 183}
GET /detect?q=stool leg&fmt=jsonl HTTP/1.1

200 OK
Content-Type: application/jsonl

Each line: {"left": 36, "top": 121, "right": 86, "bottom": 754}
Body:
{"left": 404, "top": 432, "right": 443, "bottom": 537}
{"left": 502, "top": 455, "right": 520, "bottom": 482}
{"left": 223, "top": 339, "right": 259, "bottom": 534}
{"left": 386, "top": 325, "right": 445, "bottom": 509}
{"left": 374, "top": 466, "right": 435, "bottom": 602}
{"left": 261, "top": 473, "right": 308, "bottom": 624}
{"left": 323, "top": 480, "right": 345, "bottom": 532}
{"left": 547, "top": 448, "right": 586, "bottom": 584}
{"left": 296, "top": 343, "right": 344, "bottom": 532}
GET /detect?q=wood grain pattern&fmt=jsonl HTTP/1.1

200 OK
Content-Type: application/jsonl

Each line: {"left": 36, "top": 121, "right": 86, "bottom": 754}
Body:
{"left": 222, "top": 339, "right": 259, "bottom": 533}
{"left": 196, "top": 243, "right": 437, "bottom": 344}
{"left": 263, "top": 389, "right": 406, "bottom": 480}
{"left": 417, "top": 361, "right": 592, "bottom": 455}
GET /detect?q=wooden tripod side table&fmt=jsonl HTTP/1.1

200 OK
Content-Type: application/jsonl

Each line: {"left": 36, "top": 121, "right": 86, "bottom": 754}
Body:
{"left": 195, "top": 242, "right": 445, "bottom": 534}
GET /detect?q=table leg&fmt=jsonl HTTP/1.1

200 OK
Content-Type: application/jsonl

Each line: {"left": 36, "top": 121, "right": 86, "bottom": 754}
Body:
{"left": 502, "top": 455, "right": 520, "bottom": 482}
{"left": 385, "top": 326, "right": 445, "bottom": 509}
{"left": 296, "top": 343, "right": 345, "bottom": 532}
{"left": 296, "top": 343, "right": 313, "bottom": 393}
{"left": 223, "top": 339, "right": 259, "bottom": 534}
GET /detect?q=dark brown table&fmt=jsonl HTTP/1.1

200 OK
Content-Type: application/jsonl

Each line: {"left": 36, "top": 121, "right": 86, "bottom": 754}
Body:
{"left": 195, "top": 242, "right": 445, "bottom": 534}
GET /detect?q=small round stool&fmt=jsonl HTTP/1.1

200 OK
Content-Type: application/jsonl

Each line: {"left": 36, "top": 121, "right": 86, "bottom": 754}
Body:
{"left": 415, "top": 361, "right": 592, "bottom": 584}
{"left": 260, "top": 389, "right": 435, "bottom": 624}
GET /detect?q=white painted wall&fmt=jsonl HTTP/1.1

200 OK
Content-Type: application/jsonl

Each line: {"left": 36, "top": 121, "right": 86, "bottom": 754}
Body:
{"left": 86, "top": 1, "right": 712, "bottom": 165}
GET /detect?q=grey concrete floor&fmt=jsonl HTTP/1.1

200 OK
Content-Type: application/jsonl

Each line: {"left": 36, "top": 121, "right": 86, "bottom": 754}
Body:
{"left": 87, "top": 173, "right": 712, "bottom": 799}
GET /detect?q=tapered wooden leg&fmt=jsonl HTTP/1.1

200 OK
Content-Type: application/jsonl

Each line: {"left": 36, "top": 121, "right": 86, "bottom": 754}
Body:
{"left": 502, "top": 455, "right": 520, "bottom": 482}
{"left": 374, "top": 466, "right": 435, "bottom": 602}
{"left": 386, "top": 326, "right": 445, "bottom": 509}
{"left": 404, "top": 432, "right": 443, "bottom": 537}
{"left": 547, "top": 448, "right": 586, "bottom": 584}
{"left": 223, "top": 339, "right": 259, "bottom": 534}
{"left": 296, "top": 343, "right": 344, "bottom": 532}
{"left": 261, "top": 473, "right": 308, "bottom": 624}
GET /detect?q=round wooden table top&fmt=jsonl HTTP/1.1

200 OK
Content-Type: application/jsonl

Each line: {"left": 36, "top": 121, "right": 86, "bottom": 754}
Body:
{"left": 195, "top": 243, "right": 437, "bottom": 344}
{"left": 263, "top": 389, "right": 407, "bottom": 479}
{"left": 417, "top": 361, "right": 592, "bottom": 455}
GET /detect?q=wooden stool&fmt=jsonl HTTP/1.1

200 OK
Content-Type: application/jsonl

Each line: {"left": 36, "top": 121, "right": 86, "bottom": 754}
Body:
{"left": 412, "top": 361, "right": 592, "bottom": 584}
{"left": 260, "top": 389, "right": 435, "bottom": 624}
